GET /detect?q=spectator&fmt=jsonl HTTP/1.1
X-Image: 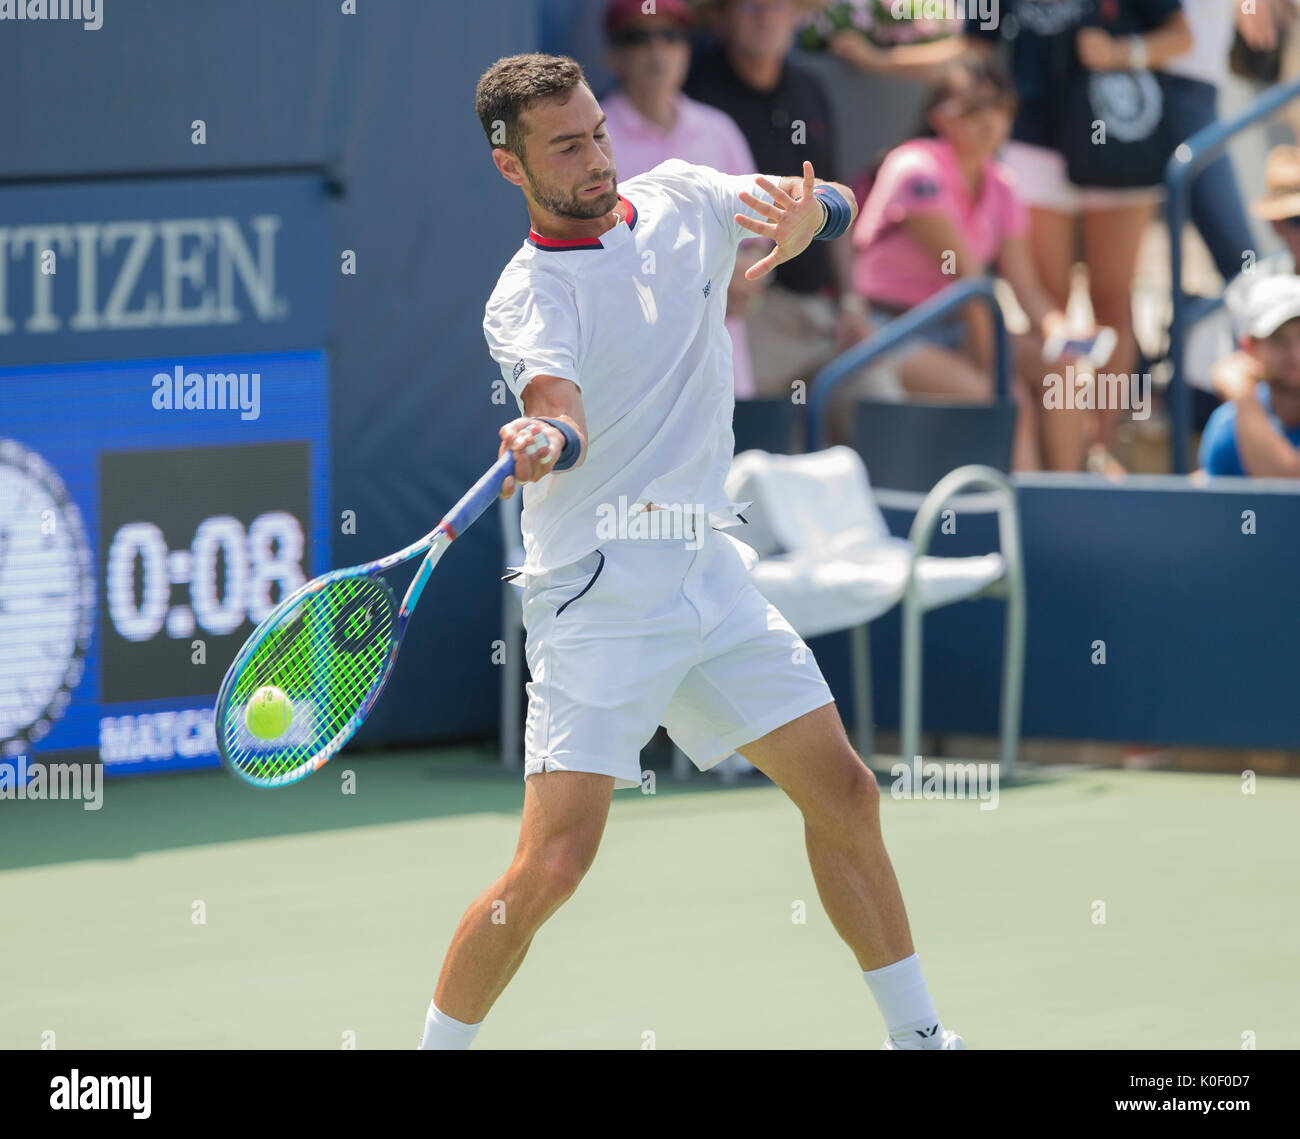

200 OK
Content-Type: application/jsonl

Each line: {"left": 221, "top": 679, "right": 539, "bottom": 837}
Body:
{"left": 600, "top": 0, "right": 771, "bottom": 397}
{"left": 1165, "top": 0, "right": 1256, "bottom": 284}
{"left": 1185, "top": 144, "right": 1300, "bottom": 435}
{"left": 967, "top": 0, "right": 1192, "bottom": 473}
{"left": 851, "top": 56, "right": 1088, "bottom": 470}
{"left": 1199, "top": 275, "right": 1300, "bottom": 476}
{"left": 1228, "top": 145, "right": 1300, "bottom": 299}
{"left": 686, "top": 0, "right": 875, "bottom": 406}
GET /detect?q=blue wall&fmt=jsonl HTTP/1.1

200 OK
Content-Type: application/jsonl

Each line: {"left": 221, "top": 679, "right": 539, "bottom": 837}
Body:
{"left": 833, "top": 474, "right": 1300, "bottom": 749}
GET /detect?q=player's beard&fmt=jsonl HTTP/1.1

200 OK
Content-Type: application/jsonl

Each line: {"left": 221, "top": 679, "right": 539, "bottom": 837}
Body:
{"left": 524, "top": 161, "right": 619, "bottom": 220}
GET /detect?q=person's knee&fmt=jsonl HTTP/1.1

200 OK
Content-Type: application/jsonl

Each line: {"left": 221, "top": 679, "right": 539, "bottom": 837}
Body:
{"left": 512, "top": 838, "right": 599, "bottom": 911}
{"left": 805, "top": 753, "right": 880, "bottom": 842}
{"left": 896, "top": 351, "right": 989, "bottom": 401}
{"left": 963, "top": 368, "right": 995, "bottom": 402}
{"left": 858, "top": 762, "right": 880, "bottom": 804}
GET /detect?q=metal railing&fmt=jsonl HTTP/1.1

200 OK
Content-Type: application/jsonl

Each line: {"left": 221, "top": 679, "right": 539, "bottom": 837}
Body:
{"left": 806, "top": 276, "right": 1012, "bottom": 451}
{"left": 1165, "top": 77, "right": 1300, "bottom": 473}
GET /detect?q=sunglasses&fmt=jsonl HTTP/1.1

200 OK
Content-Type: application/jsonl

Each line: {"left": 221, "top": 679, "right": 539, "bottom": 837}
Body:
{"left": 1279, "top": 214, "right": 1300, "bottom": 229}
{"left": 612, "top": 26, "right": 690, "bottom": 46}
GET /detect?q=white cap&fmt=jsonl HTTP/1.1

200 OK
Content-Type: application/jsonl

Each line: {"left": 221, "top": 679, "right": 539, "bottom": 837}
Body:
{"left": 1243, "top": 275, "right": 1300, "bottom": 339}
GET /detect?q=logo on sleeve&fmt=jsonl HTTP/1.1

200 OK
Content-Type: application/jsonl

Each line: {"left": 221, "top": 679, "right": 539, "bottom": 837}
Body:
{"left": 702, "top": 279, "right": 712, "bottom": 298}
{"left": 513, "top": 359, "right": 526, "bottom": 382}
{"left": 906, "top": 177, "right": 940, "bottom": 201}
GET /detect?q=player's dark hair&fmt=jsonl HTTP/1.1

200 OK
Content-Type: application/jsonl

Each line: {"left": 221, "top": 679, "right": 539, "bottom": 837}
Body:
{"left": 475, "top": 53, "right": 590, "bottom": 161}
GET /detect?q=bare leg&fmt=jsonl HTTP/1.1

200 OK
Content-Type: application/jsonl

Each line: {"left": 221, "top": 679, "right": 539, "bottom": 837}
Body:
{"left": 895, "top": 344, "right": 992, "bottom": 401}
{"left": 1014, "top": 330, "right": 1088, "bottom": 471}
{"left": 1028, "top": 206, "right": 1076, "bottom": 311}
{"left": 740, "top": 702, "right": 914, "bottom": 970}
{"left": 432, "top": 770, "right": 614, "bottom": 1024}
{"left": 1083, "top": 201, "right": 1153, "bottom": 450}
{"left": 1009, "top": 376, "right": 1042, "bottom": 472}
{"left": 1025, "top": 206, "right": 1088, "bottom": 468}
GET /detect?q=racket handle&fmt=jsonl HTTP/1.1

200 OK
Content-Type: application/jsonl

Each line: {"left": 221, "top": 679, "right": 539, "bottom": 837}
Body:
{"left": 441, "top": 452, "right": 516, "bottom": 539}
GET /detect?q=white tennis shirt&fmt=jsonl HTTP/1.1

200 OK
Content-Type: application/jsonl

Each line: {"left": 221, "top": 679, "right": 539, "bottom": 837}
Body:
{"left": 483, "top": 159, "right": 772, "bottom": 578}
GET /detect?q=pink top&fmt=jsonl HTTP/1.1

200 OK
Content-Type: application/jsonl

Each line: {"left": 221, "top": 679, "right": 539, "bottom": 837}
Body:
{"left": 603, "top": 89, "right": 756, "bottom": 184}
{"left": 851, "top": 138, "right": 1027, "bottom": 310}
{"left": 603, "top": 90, "right": 761, "bottom": 397}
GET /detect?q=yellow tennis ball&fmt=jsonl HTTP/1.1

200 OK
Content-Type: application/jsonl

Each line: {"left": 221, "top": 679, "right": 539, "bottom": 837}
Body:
{"left": 246, "top": 685, "right": 293, "bottom": 740}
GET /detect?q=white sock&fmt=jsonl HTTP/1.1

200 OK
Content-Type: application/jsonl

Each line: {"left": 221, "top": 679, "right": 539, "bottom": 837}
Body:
{"left": 418, "top": 999, "right": 482, "bottom": 1050}
{"left": 862, "top": 953, "right": 945, "bottom": 1049}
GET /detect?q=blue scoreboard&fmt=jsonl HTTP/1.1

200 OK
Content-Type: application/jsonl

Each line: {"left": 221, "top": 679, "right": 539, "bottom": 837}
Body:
{"left": 0, "top": 175, "right": 333, "bottom": 776}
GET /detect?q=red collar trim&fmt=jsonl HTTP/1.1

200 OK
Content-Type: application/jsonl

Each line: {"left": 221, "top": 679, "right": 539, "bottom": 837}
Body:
{"left": 527, "top": 195, "right": 637, "bottom": 251}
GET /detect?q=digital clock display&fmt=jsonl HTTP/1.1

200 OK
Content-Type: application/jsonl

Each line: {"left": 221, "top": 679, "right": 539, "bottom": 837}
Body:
{"left": 100, "top": 442, "right": 310, "bottom": 703}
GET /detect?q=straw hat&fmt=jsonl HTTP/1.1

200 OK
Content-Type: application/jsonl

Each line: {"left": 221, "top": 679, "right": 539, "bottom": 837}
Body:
{"left": 1252, "top": 145, "right": 1300, "bottom": 222}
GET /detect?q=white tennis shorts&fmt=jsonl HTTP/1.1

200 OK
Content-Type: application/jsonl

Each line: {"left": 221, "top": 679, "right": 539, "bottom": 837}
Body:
{"left": 518, "top": 521, "right": 835, "bottom": 790}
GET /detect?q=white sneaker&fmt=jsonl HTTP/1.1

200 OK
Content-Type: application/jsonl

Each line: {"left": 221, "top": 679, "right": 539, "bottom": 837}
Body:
{"left": 881, "top": 1029, "right": 965, "bottom": 1049}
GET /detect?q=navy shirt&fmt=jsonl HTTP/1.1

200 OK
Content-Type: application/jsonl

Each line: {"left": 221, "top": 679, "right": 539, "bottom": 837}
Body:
{"left": 966, "top": 0, "right": 1182, "bottom": 149}
{"left": 1198, "top": 384, "right": 1300, "bottom": 476}
{"left": 685, "top": 44, "right": 838, "bottom": 295}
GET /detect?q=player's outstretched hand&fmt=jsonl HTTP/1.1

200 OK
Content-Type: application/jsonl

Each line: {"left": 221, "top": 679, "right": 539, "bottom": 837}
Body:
{"left": 498, "top": 417, "right": 559, "bottom": 498}
{"left": 737, "top": 161, "right": 823, "bottom": 281}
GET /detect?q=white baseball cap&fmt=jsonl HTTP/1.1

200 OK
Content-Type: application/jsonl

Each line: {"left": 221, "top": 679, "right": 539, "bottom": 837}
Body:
{"left": 1244, "top": 275, "right": 1300, "bottom": 339}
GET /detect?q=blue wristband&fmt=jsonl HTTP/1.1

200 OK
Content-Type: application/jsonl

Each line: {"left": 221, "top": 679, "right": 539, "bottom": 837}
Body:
{"left": 812, "top": 185, "right": 852, "bottom": 241}
{"left": 533, "top": 416, "right": 581, "bottom": 471}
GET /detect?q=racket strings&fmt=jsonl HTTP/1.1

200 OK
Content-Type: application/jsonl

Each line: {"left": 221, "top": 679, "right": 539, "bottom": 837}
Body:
{"left": 225, "top": 616, "right": 389, "bottom": 777}
{"left": 218, "top": 576, "right": 397, "bottom": 782}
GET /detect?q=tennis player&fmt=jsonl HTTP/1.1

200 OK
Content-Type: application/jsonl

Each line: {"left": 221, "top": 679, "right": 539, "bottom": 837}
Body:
{"left": 418, "top": 52, "right": 963, "bottom": 1051}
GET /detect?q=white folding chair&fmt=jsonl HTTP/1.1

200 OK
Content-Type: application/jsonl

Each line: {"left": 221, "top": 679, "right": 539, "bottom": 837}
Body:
{"left": 714, "top": 447, "right": 1025, "bottom": 775}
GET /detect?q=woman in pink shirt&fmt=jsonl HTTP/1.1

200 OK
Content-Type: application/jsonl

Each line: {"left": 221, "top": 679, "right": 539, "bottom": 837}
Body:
{"left": 851, "top": 56, "right": 1090, "bottom": 471}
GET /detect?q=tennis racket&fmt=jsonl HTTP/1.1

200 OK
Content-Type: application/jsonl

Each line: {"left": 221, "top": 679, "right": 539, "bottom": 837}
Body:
{"left": 214, "top": 452, "right": 515, "bottom": 788}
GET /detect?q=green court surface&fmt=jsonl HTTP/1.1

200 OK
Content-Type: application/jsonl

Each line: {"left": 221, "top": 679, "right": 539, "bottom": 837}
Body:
{"left": 2, "top": 750, "right": 1296, "bottom": 1050}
